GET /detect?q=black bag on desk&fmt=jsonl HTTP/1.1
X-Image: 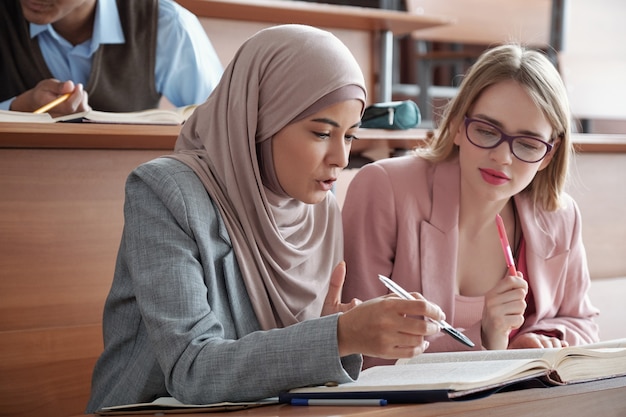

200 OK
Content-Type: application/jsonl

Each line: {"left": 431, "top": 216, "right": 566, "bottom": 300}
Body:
{"left": 361, "top": 100, "right": 421, "bottom": 130}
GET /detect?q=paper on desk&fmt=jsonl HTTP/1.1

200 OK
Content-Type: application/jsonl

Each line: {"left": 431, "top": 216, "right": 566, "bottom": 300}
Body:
{"left": 95, "top": 396, "right": 279, "bottom": 415}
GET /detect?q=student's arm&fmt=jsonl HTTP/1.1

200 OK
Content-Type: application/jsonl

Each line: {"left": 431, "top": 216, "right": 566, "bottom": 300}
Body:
{"left": 154, "top": 0, "right": 223, "bottom": 107}
{"left": 0, "top": 97, "right": 13, "bottom": 111}
{"left": 511, "top": 196, "right": 600, "bottom": 347}
{"left": 118, "top": 159, "right": 359, "bottom": 405}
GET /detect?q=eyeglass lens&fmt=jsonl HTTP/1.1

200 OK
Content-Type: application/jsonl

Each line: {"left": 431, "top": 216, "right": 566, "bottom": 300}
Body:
{"left": 466, "top": 119, "right": 550, "bottom": 163}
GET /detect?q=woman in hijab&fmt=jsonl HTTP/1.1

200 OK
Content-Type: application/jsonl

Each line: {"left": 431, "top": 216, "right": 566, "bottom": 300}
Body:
{"left": 86, "top": 24, "right": 445, "bottom": 412}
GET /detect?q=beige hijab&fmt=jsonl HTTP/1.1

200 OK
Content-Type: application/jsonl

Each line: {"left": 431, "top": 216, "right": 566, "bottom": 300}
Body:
{"left": 169, "top": 25, "right": 366, "bottom": 329}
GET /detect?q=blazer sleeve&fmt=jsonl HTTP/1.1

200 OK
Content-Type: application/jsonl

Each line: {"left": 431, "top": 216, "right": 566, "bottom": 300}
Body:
{"left": 515, "top": 196, "right": 599, "bottom": 345}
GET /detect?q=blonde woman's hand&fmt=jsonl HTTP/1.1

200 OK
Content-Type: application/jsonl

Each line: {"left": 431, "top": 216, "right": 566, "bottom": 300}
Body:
{"left": 481, "top": 273, "right": 528, "bottom": 350}
{"left": 509, "top": 332, "right": 569, "bottom": 349}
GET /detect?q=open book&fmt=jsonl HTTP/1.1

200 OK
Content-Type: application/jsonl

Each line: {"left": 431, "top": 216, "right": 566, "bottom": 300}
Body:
{"left": 95, "top": 396, "right": 278, "bottom": 415}
{"left": 280, "top": 338, "right": 626, "bottom": 404}
{"left": 0, "top": 105, "right": 197, "bottom": 125}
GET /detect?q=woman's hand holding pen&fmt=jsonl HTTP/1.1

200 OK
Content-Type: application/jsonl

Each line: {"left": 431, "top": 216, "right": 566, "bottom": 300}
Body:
{"left": 336, "top": 293, "right": 444, "bottom": 359}
{"left": 326, "top": 264, "right": 444, "bottom": 359}
{"left": 10, "top": 79, "right": 91, "bottom": 117}
{"left": 487, "top": 215, "right": 566, "bottom": 350}
{"left": 481, "top": 272, "right": 528, "bottom": 350}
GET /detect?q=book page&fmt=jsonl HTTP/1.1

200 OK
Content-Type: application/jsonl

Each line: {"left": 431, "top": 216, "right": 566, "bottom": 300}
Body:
{"left": 52, "top": 104, "right": 199, "bottom": 125}
{"left": 397, "top": 339, "right": 626, "bottom": 386}
{"left": 578, "top": 337, "right": 626, "bottom": 349}
{"left": 290, "top": 359, "right": 550, "bottom": 394}
{"left": 397, "top": 347, "right": 553, "bottom": 365}
{"left": 400, "top": 338, "right": 626, "bottom": 366}
{"left": 553, "top": 345, "right": 626, "bottom": 383}
{"left": 0, "top": 109, "right": 55, "bottom": 123}
{"left": 0, "top": 106, "right": 198, "bottom": 125}
{"left": 80, "top": 108, "right": 187, "bottom": 125}
{"left": 177, "top": 104, "right": 199, "bottom": 120}
{"left": 287, "top": 341, "right": 626, "bottom": 401}
{"left": 96, "top": 396, "right": 278, "bottom": 415}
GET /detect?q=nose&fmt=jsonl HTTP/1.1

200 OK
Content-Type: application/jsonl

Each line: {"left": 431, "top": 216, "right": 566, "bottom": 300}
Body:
{"left": 490, "top": 140, "right": 514, "bottom": 164}
{"left": 328, "top": 137, "right": 350, "bottom": 169}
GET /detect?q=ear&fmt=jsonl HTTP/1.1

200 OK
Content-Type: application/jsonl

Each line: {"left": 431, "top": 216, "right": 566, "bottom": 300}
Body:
{"left": 537, "top": 135, "right": 561, "bottom": 171}
{"left": 453, "top": 119, "right": 465, "bottom": 146}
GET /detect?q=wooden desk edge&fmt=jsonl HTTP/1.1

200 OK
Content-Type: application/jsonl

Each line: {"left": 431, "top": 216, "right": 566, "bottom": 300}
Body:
{"left": 0, "top": 122, "right": 180, "bottom": 150}
{"left": 0, "top": 124, "right": 435, "bottom": 150}
{"left": 571, "top": 134, "right": 626, "bottom": 153}
{"left": 176, "top": 0, "right": 454, "bottom": 35}
{"left": 74, "top": 376, "right": 626, "bottom": 417}
{"left": 1, "top": 124, "right": 625, "bottom": 153}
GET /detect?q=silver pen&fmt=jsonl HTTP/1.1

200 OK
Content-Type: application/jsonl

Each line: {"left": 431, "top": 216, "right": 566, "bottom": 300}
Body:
{"left": 378, "top": 274, "right": 475, "bottom": 348}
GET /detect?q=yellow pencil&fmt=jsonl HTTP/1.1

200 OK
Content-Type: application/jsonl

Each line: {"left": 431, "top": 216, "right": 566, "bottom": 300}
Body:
{"left": 33, "top": 93, "right": 71, "bottom": 114}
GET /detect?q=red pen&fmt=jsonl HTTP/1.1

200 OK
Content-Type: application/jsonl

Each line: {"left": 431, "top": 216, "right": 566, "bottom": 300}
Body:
{"left": 495, "top": 214, "right": 517, "bottom": 276}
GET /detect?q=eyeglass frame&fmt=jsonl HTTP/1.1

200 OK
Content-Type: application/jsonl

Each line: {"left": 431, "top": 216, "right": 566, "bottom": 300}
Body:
{"left": 463, "top": 116, "right": 554, "bottom": 163}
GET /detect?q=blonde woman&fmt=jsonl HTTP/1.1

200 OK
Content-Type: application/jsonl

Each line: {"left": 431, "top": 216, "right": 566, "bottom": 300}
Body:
{"left": 342, "top": 44, "right": 599, "bottom": 368}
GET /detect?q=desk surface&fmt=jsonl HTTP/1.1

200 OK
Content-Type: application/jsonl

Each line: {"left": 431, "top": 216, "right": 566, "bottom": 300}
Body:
{"left": 74, "top": 376, "right": 626, "bottom": 417}
{"left": 0, "top": 122, "right": 180, "bottom": 150}
{"left": 0, "top": 123, "right": 432, "bottom": 150}
{"left": 1, "top": 123, "right": 625, "bottom": 153}
{"left": 177, "top": 0, "right": 453, "bottom": 35}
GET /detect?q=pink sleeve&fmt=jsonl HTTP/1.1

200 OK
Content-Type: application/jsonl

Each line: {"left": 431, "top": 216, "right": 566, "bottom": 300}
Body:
{"left": 341, "top": 163, "right": 399, "bottom": 304}
{"left": 517, "top": 198, "right": 600, "bottom": 345}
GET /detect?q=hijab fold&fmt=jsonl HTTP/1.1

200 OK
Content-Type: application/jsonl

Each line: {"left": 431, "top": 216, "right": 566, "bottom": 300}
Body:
{"left": 169, "top": 25, "right": 366, "bottom": 329}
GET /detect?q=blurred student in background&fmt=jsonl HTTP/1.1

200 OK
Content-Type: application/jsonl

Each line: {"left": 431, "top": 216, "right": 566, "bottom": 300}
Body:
{"left": 1, "top": 0, "right": 223, "bottom": 117}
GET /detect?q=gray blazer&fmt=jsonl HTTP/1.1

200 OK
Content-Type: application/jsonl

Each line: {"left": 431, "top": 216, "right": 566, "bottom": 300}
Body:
{"left": 86, "top": 158, "right": 361, "bottom": 412}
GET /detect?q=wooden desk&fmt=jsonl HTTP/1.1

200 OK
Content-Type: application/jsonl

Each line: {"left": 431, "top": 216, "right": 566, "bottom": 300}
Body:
{"left": 0, "top": 134, "right": 167, "bottom": 417}
{"left": 0, "top": 123, "right": 428, "bottom": 417}
{"left": 1, "top": 123, "right": 624, "bottom": 417}
{"left": 0, "top": 122, "right": 180, "bottom": 150}
{"left": 0, "top": 123, "right": 432, "bottom": 150}
{"left": 73, "top": 377, "right": 626, "bottom": 417}
{"left": 178, "top": 0, "right": 450, "bottom": 34}
{"left": 175, "top": 0, "right": 453, "bottom": 101}
{"left": 571, "top": 133, "right": 626, "bottom": 153}
{"left": 2, "top": 123, "right": 622, "bottom": 153}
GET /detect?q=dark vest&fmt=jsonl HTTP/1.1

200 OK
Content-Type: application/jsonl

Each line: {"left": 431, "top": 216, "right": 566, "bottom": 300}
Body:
{"left": 0, "top": 0, "right": 161, "bottom": 111}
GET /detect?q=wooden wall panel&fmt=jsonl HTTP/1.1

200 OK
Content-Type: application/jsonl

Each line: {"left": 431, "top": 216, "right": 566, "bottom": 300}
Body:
{"left": 0, "top": 149, "right": 163, "bottom": 417}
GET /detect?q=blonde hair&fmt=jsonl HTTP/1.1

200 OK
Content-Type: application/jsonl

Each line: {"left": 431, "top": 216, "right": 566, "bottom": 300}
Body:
{"left": 418, "top": 44, "right": 572, "bottom": 211}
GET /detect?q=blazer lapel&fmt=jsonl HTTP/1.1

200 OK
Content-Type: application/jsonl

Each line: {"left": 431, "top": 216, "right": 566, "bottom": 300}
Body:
{"left": 515, "top": 195, "right": 561, "bottom": 311}
{"left": 420, "top": 158, "right": 461, "bottom": 310}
